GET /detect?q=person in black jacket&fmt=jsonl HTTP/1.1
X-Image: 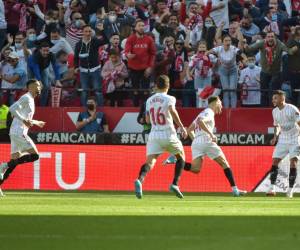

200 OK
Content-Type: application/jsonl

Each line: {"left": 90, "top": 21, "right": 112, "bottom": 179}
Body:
{"left": 74, "top": 24, "right": 108, "bottom": 106}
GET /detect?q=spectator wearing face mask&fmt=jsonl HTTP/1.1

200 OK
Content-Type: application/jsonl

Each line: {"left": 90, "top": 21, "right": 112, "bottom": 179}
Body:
{"left": 49, "top": 28, "right": 73, "bottom": 55}
{"left": 65, "top": 11, "right": 85, "bottom": 50}
{"left": 103, "top": 9, "right": 136, "bottom": 39}
{"left": 1, "top": 32, "right": 31, "bottom": 70}
{"left": 76, "top": 96, "right": 109, "bottom": 133}
{"left": 238, "top": 54, "right": 261, "bottom": 107}
{"left": 26, "top": 28, "right": 38, "bottom": 51}
{"left": 0, "top": 52, "right": 27, "bottom": 105}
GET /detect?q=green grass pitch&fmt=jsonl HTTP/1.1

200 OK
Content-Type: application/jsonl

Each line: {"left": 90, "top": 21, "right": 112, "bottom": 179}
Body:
{"left": 1, "top": 191, "right": 300, "bottom": 250}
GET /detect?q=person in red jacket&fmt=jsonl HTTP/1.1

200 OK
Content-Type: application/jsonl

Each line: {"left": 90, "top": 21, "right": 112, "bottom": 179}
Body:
{"left": 125, "top": 19, "right": 156, "bottom": 106}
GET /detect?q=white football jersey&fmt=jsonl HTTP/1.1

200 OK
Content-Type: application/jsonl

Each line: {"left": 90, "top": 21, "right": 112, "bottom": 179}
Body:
{"left": 193, "top": 108, "right": 215, "bottom": 143}
{"left": 272, "top": 103, "right": 300, "bottom": 144}
{"left": 9, "top": 92, "right": 35, "bottom": 136}
{"left": 146, "top": 93, "right": 177, "bottom": 139}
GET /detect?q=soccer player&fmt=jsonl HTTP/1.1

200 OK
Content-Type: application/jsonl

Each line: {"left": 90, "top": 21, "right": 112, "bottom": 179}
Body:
{"left": 185, "top": 96, "right": 247, "bottom": 196}
{"left": 134, "top": 75, "right": 188, "bottom": 199}
{"left": 267, "top": 90, "right": 300, "bottom": 198}
{"left": 0, "top": 79, "right": 45, "bottom": 195}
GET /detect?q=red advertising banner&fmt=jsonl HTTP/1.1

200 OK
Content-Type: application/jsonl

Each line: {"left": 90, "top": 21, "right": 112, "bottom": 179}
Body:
{"left": 0, "top": 144, "right": 272, "bottom": 192}
{"left": 29, "top": 107, "right": 274, "bottom": 133}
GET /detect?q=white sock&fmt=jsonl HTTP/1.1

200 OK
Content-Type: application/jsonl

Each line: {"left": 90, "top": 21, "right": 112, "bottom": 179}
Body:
{"left": 232, "top": 186, "right": 238, "bottom": 191}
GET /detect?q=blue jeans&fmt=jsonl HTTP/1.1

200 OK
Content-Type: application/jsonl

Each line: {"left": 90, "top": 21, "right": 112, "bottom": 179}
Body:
{"left": 219, "top": 66, "right": 238, "bottom": 108}
{"left": 40, "top": 67, "right": 52, "bottom": 106}
{"left": 80, "top": 69, "right": 103, "bottom": 106}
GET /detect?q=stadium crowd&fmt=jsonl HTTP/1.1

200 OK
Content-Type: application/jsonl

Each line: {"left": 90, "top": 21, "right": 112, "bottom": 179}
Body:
{"left": 0, "top": 0, "right": 300, "bottom": 108}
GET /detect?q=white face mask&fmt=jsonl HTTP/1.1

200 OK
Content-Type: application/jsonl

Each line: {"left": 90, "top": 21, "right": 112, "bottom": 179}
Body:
{"left": 108, "top": 15, "right": 117, "bottom": 23}
{"left": 248, "top": 62, "right": 255, "bottom": 69}
{"left": 51, "top": 39, "right": 60, "bottom": 45}
{"left": 15, "top": 43, "right": 22, "bottom": 49}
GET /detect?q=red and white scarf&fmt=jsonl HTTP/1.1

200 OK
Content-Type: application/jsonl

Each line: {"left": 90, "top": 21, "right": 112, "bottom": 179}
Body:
{"left": 175, "top": 54, "right": 184, "bottom": 72}
{"left": 264, "top": 41, "right": 276, "bottom": 65}
{"left": 192, "top": 52, "right": 211, "bottom": 78}
{"left": 188, "top": 14, "right": 203, "bottom": 31}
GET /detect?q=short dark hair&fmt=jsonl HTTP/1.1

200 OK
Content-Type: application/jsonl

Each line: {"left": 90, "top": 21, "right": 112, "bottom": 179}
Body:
{"left": 273, "top": 90, "right": 286, "bottom": 96}
{"left": 39, "top": 42, "right": 50, "bottom": 49}
{"left": 26, "top": 79, "right": 40, "bottom": 88}
{"left": 134, "top": 18, "right": 144, "bottom": 27}
{"left": 87, "top": 96, "right": 97, "bottom": 103}
{"left": 56, "top": 50, "right": 68, "bottom": 58}
{"left": 50, "top": 28, "right": 60, "bottom": 34}
{"left": 82, "top": 24, "right": 92, "bottom": 30}
{"left": 208, "top": 96, "right": 220, "bottom": 104}
{"left": 156, "top": 75, "right": 170, "bottom": 90}
{"left": 15, "top": 32, "right": 25, "bottom": 38}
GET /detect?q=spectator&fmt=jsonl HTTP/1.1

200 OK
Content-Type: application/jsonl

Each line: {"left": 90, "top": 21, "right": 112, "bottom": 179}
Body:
{"left": 208, "top": 35, "right": 243, "bottom": 108}
{"left": 26, "top": 28, "right": 38, "bottom": 51}
{"left": 56, "top": 50, "right": 75, "bottom": 87}
{"left": 76, "top": 96, "right": 110, "bottom": 133}
{"left": 99, "top": 33, "right": 122, "bottom": 67}
{"left": 155, "top": 12, "right": 185, "bottom": 44}
{"left": 238, "top": 54, "right": 262, "bottom": 107}
{"left": 103, "top": 9, "right": 135, "bottom": 40}
{"left": 49, "top": 28, "right": 73, "bottom": 55}
{"left": 168, "top": 38, "right": 188, "bottom": 101}
{"left": 0, "top": 0, "right": 6, "bottom": 50}
{"left": 28, "top": 42, "right": 62, "bottom": 106}
{"left": 65, "top": 11, "right": 85, "bottom": 50}
{"left": 125, "top": 19, "right": 156, "bottom": 106}
{"left": 287, "top": 26, "right": 300, "bottom": 105}
{"left": 243, "top": 0, "right": 261, "bottom": 25}
{"left": 188, "top": 40, "right": 217, "bottom": 106}
{"left": 1, "top": 32, "right": 31, "bottom": 69}
{"left": 101, "top": 48, "right": 128, "bottom": 107}
{"left": 201, "top": 16, "right": 217, "bottom": 50}
{"left": 240, "top": 15, "right": 261, "bottom": 44}
{"left": 74, "top": 24, "right": 108, "bottom": 107}
{"left": 245, "top": 31, "right": 296, "bottom": 106}
{"left": 0, "top": 52, "right": 27, "bottom": 105}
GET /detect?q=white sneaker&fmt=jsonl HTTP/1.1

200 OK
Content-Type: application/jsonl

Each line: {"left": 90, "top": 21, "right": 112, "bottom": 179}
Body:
{"left": 266, "top": 185, "right": 276, "bottom": 196}
{"left": 286, "top": 188, "right": 294, "bottom": 198}
{"left": 0, "top": 163, "right": 8, "bottom": 181}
